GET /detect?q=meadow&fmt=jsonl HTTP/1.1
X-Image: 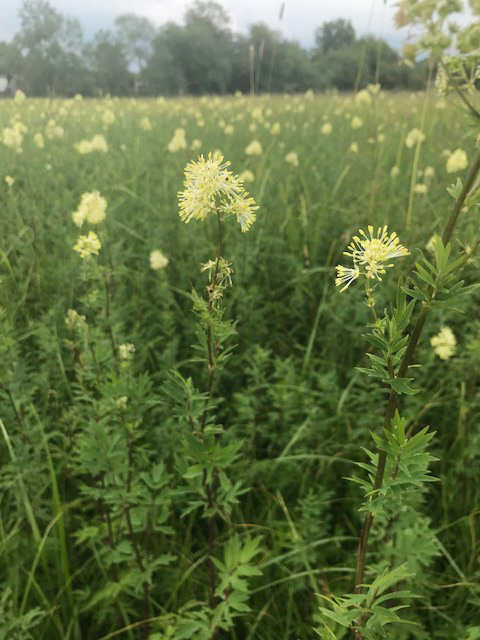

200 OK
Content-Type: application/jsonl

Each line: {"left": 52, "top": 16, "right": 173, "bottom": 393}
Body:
{"left": 1, "top": 89, "right": 479, "bottom": 639}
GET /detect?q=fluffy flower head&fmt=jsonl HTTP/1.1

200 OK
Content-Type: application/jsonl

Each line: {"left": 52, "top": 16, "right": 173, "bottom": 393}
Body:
{"left": 431, "top": 326, "right": 456, "bottom": 360}
{"left": 446, "top": 148, "right": 468, "bottom": 173}
{"left": 150, "top": 249, "right": 169, "bottom": 270}
{"left": 178, "top": 152, "right": 258, "bottom": 232}
{"left": 335, "top": 225, "right": 409, "bottom": 290}
{"left": 73, "top": 231, "right": 102, "bottom": 258}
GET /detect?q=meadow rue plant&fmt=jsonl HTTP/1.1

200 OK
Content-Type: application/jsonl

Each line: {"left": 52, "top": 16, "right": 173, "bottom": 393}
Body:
{"left": 71, "top": 191, "right": 107, "bottom": 227}
{"left": 431, "top": 326, "right": 456, "bottom": 360}
{"left": 447, "top": 148, "right": 469, "bottom": 173}
{"left": 178, "top": 152, "right": 258, "bottom": 232}
{"left": 149, "top": 249, "right": 169, "bottom": 270}
{"left": 73, "top": 230, "right": 102, "bottom": 258}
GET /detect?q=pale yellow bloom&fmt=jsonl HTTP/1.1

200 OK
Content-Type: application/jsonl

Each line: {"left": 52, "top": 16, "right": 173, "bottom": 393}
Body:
{"left": 191, "top": 139, "right": 202, "bottom": 150}
{"left": 271, "top": 122, "right": 281, "bottom": 134}
{"left": 424, "top": 166, "right": 435, "bottom": 179}
{"left": 4, "top": 175, "right": 14, "bottom": 187}
{"left": 238, "top": 169, "right": 255, "bottom": 182}
{"left": 321, "top": 122, "right": 332, "bottom": 135}
{"left": 355, "top": 89, "right": 372, "bottom": 107}
{"left": 350, "top": 142, "right": 359, "bottom": 153}
{"left": 102, "top": 109, "right": 115, "bottom": 125}
{"left": 2, "top": 126, "right": 23, "bottom": 149}
{"left": 178, "top": 152, "right": 258, "bottom": 232}
{"left": 426, "top": 233, "right": 441, "bottom": 253}
{"left": 431, "top": 326, "right": 456, "bottom": 360}
{"left": 285, "top": 151, "right": 299, "bottom": 167}
{"left": 119, "top": 343, "right": 135, "bottom": 360}
{"left": 45, "top": 119, "right": 64, "bottom": 139}
{"left": 351, "top": 116, "right": 363, "bottom": 129}
{"left": 73, "top": 231, "right": 102, "bottom": 258}
{"left": 405, "top": 128, "right": 426, "bottom": 149}
{"left": 390, "top": 166, "right": 400, "bottom": 178}
{"left": 72, "top": 191, "right": 107, "bottom": 227}
{"left": 140, "top": 116, "right": 152, "bottom": 131}
{"left": 14, "top": 89, "right": 26, "bottom": 105}
{"left": 224, "top": 124, "right": 234, "bottom": 135}
{"left": 32, "top": 132, "right": 44, "bottom": 148}
{"left": 65, "top": 308, "right": 87, "bottom": 331}
{"left": 245, "top": 140, "right": 263, "bottom": 155}
{"left": 414, "top": 183, "right": 428, "bottom": 194}
{"left": 150, "top": 249, "right": 169, "bottom": 270}
{"left": 336, "top": 225, "right": 409, "bottom": 289}
{"left": 167, "top": 127, "right": 187, "bottom": 152}
{"left": 446, "top": 148, "right": 468, "bottom": 173}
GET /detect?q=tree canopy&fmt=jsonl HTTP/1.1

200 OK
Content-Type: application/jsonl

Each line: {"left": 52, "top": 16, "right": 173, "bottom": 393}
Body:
{"left": 0, "top": 0, "right": 428, "bottom": 96}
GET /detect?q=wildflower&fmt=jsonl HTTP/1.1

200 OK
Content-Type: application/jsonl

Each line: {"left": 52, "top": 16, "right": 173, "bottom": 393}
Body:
{"left": 75, "top": 134, "right": 108, "bottom": 154}
{"left": 335, "top": 265, "right": 361, "bottom": 291}
{"left": 102, "top": 109, "right": 115, "bottom": 125}
{"left": 336, "top": 225, "right": 409, "bottom": 289}
{"left": 178, "top": 152, "right": 258, "bottom": 232}
{"left": 4, "top": 175, "right": 14, "bottom": 187}
{"left": 191, "top": 139, "right": 202, "bottom": 150}
{"left": 426, "top": 233, "right": 441, "bottom": 253}
{"left": 140, "top": 116, "right": 152, "bottom": 131}
{"left": 245, "top": 140, "right": 263, "bottom": 155}
{"left": 119, "top": 342, "right": 135, "bottom": 360}
{"left": 201, "top": 257, "right": 233, "bottom": 303}
{"left": 33, "top": 132, "right": 45, "bottom": 148}
{"left": 351, "top": 116, "right": 363, "bottom": 129}
{"left": 414, "top": 183, "right": 428, "bottom": 194}
{"left": 150, "top": 249, "right": 169, "bottom": 270}
{"left": 72, "top": 191, "right": 107, "bottom": 227}
{"left": 224, "top": 124, "right": 234, "bottom": 135}
{"left": 424, "top": 166, "right": 435, "bottom": 179}
{"left": 73, "top": 231, "right": 102, "bottom": 258}
{"left": 285, "top": 151, "right": 299, "bottom": 167}
{"left": 45, "top": 119, "right": 64, "bottom": 139}
{"left": 116, "top": 396, "right": 128, "bottom": 410}
{"left": 167, "top": 128, "right": 187, "bottom": 152}
{"left": 2, "top": 126, "right": 23, "bottom": 150}
{"left": 65, "top": 308, "right": 87, "bottom": 331}
{"left": 446, "top": 148, "right": 468, "bottom": 173}
{"left": 431, "top": 326, "right": 456, "bottom": 360}
{"left": 238, "top": 169, "right": 255, "bottom": 182}
{"left": 405, "top": 128, "right": 426, "bottom": 149}
{"left": 377, "top": 133, "right": 385, "bottom": 143}
{"left": 321, "top": 122, "right": 332, "bottom": 135}
{"left": 355, "top": 89, "right": 372, "bottom": 106}
{"left": 221, "top": 190, "right": 259, "bottom": 233}
{"left": 90, "top": 134, "right": 108, "bottom": 152}
{"left": 271, "top": 122, "right": 281, "bottom": 134}
{"left": 367, "top": 83, "right": 381, "bottom": 94}
{"left": 14, "top": 89, "right": 26, "bottom": 105}
{"left": 390, "top": 166, "right": 400, "bottom": 178}
{"left": 350, "top": 142, "right": 359, "bottom": 153}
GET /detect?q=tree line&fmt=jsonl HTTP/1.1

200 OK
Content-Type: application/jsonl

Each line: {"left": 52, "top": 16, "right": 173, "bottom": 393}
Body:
{"left": 0, "top": 0, "right": 428, "bottom": 97}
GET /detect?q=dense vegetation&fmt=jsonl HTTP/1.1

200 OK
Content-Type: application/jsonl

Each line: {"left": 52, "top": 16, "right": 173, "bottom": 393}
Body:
{"left": 1, "top": 85, "right": 480, "bottom": 639}
{"left": 0, "top": 0, "right": 428, "bottom": 97}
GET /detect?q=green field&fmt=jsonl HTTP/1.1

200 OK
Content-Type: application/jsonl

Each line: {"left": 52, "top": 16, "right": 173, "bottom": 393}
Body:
{"left": 1, "top": 91, "right": 479, "bottom": 639}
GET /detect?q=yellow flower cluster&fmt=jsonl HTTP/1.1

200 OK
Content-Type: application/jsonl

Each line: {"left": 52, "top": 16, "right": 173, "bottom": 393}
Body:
{"left": 168, "top": 128, "right": 187, "bottom": 152}
{"left": 73, "top": 231, "right": 102, "bottom": 259}
{"left": 446, "top": 148, "right": 468, "bottom": 173}
{"left": 431, "top": 326, "right": 456, "bottom": 360}
{"left": 178, "top": 152, "right": 258, "bottom": 232}
{"left": 405, "top": 128, "right": 426, "bottom": 149}
{"left": 72, "top": 191, "right": 107, "bottom": 227}
{"left": 335, "top": 225, "right": 409, "bottom": 291}
{"left": 75, "top": 134, "right": 108, "bottom": 154}
{"left": 149, "top": 249, "right": 169, "bottom": 270}
{"left": 2, "top": 123, "right": 25, "bottom": 150}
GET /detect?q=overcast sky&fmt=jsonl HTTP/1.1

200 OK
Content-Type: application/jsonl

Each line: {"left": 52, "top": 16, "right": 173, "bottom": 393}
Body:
{"left": 0, "top": 0, "right": 469, "bottom": 49}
